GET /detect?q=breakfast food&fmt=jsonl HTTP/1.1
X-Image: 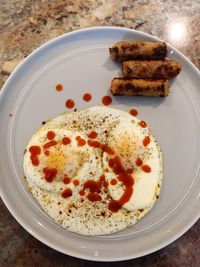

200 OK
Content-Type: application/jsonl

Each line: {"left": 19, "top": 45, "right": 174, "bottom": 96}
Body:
{"left": 110, "top": 78, "right": 169, "bottom": 96}
{"left": 24, "top": 106, "right": 162, "bottom": 236}
{"left": 109, "top": 41, "right": 182, "bottom": 96}
{"left": 122, "top": 60, "right": 182, "bottom": 79}
{"left": 109, "top": 41, "right": 167, "bottom": 62}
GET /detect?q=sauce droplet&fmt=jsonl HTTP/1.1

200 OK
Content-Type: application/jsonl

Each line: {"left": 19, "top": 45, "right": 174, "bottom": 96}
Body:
{"left": 62, "top": 137, "right": 71, "bottom": 145}
{"left": 138, "top": 121, "right": 147, "bottom": 128}
{"left": 108, "top": 201, "right": 121, "bottom": 212}
{"left": 87, "top": 192, "right": 102, "bottom": 202}
{"left": 43, "top": 167, "right": 57, "bottom": 182}
{"left": 29, "top": 146, "right": 41, "bottom": 166}
{"left": 102, "top": 95, "right": 112, "bottom": 106}
{"left": 103, "top": 181, "right": 109, "bottom": 188}
{"left": 43, "top": 140, "right": 58, "bottom": 149}
{"left": 99, "top": 174, "right": 105, "bottom": 181}
{"left": 126, "top": 168, "right": 134, "bottom": 174}
{"left": 141, "top": 164, "right": 151, "bottom": 173}
{"left": 109, "top": 158, "right": 115, "bottom": 168}
{"left": 101, "top": 144, "right": 115, "bottom": 155}
{"left": 79, "top": 189, "right": 85, "bottom": 196}
{"left": 88, "top": 131, "right": 98, "bottom": 139}
{"left": 83, "top": 93, "right": 92, "bottom": 102}
{"left": 129, "top": 109, "right": 138, "bottom": 116}
{"left": 44, "top": 150, "right": 50, "bottom": 156}
{"left": 55, "top": 84, "right": 63, "bottom": 92}
{"left": 61, "top": 188, "right": 72, "bottom": 198}
{"left": 63, "top": 176, "right": 71, "bottom": 184}
{"left": 73, "top": 179, "right": 80, "bottom": 186}
{"left": 47, "top": 131, "right": 55, "bottom": 140}
{"left": 84, "top": 180, "right": 101, "bottom": 193}
{"left": 143, "top": 136, "right": 150, "bottom": 147}
{"left": 110, "top": 178, "right": 118, "bottom": 185}
{"left": 135, "top": 157, "right": 143, "bottom": 166}
{"left": 76, "top": 136, "right": 86, "bottom": 146}
{"left": 65, "top": 99, "right": 75, "bottom": 109}
{"left": 87, "top": 139, "right": 101, "bottom": 148}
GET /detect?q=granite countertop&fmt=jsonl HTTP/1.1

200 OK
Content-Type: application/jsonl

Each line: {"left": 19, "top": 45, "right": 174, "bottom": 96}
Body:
{"left": 0, "top": 0, "right": 200, "bottom": 266}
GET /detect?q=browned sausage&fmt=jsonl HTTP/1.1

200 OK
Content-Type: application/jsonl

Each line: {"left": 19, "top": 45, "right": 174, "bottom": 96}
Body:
{"left": 122, "top": 60, "right": 182, "bottom": 79}
{"left": 110, "top": 78, "right": 170, "bottom": 97}
{"left": 109, "top": 41, "right": 167, "bottom": 62}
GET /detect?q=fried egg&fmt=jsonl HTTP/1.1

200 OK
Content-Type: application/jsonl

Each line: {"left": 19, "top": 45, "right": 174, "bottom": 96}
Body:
{"left": 23, "top": 106, "right": 162, "bottom": 235}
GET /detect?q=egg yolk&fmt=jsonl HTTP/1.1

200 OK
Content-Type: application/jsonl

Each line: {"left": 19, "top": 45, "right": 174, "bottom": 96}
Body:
{"left": 108, "top": 131, "right": 143, "bottom": 169}
{"left": 45, "top": 143, "right": 89, "bottom": 179}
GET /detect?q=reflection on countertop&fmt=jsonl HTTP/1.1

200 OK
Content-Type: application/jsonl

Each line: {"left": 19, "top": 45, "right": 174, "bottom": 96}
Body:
{"left": 0, "top": 0, "right": 200, "bottom": 266}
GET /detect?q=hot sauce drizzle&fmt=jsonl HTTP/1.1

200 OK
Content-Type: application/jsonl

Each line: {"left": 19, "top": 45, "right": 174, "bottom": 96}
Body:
{"left": 108, "top": 158, "right": 115, "bottom": 167}
{"left": 29, "top": 146, "right": 41, "bottom": 166}
{"left": 87, "top": 139, "right": 101, "bottom": 148}
{"left": 87, "top": 192, "right": 102, "bottom": 202}
{"left": 43, "top": 140, "right": 58, "bottom": 149}
{"left": 84, "top": 180, "right": 101, "bottom": 193}
{"left": 108, "top": 155, "right": 134, "bottom": 212}
{"left": 101, "top": 144, "right": 115, "bottom": 155}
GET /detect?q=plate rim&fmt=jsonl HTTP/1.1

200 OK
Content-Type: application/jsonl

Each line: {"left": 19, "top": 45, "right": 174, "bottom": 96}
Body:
{"left": 0, "top": 26, "right": 200, "bottom": 262}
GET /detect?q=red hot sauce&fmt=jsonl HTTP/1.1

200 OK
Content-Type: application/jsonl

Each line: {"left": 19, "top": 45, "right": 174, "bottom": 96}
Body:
{"left": 61, "top": 188, "right": 72, "bottom": 198}
{"left": 65, "top": 99, "right": 75, "bottom": 109}
{"left": 88, "top": 131, "right": 98, "bottom": 139}
{"left": 83, "top": 93, "right": 92, "bottom": 102}
{"left": 143, "top": 136, "right": 150, "bottom": 147}
{"left": 108, "top": 155, "right": 134, "bottom": 212}
{"left": 43, "top": 167, "right": 58, "bottom": 182}
{"left": 55, "top": 84, "right": 63, "bottom": 92}
{"left": 29, "top": 146, "right": 41, "bottom": 166}
{"left": 129, "top": 109, "right": 138, "bottom": 116}
{"left": 47, "top": 131, "right": 55, "bottom": 140}
{"left": 102, "top": 96, "right": 112, "bottom": 106}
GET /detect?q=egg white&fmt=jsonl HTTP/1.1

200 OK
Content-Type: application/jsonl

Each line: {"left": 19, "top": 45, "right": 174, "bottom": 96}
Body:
{"left": 24, "top": 106, "right": 163, "bottom": 235}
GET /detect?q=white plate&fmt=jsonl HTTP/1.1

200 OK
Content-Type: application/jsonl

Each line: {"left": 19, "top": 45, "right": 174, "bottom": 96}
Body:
{"left": 0, "top": 26, "right": 200, "bottom": 261}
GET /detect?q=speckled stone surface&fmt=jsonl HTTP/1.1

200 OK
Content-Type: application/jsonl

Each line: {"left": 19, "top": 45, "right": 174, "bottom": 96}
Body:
{"left": 0, "top": 0, "right": 200, "bottom": 266}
